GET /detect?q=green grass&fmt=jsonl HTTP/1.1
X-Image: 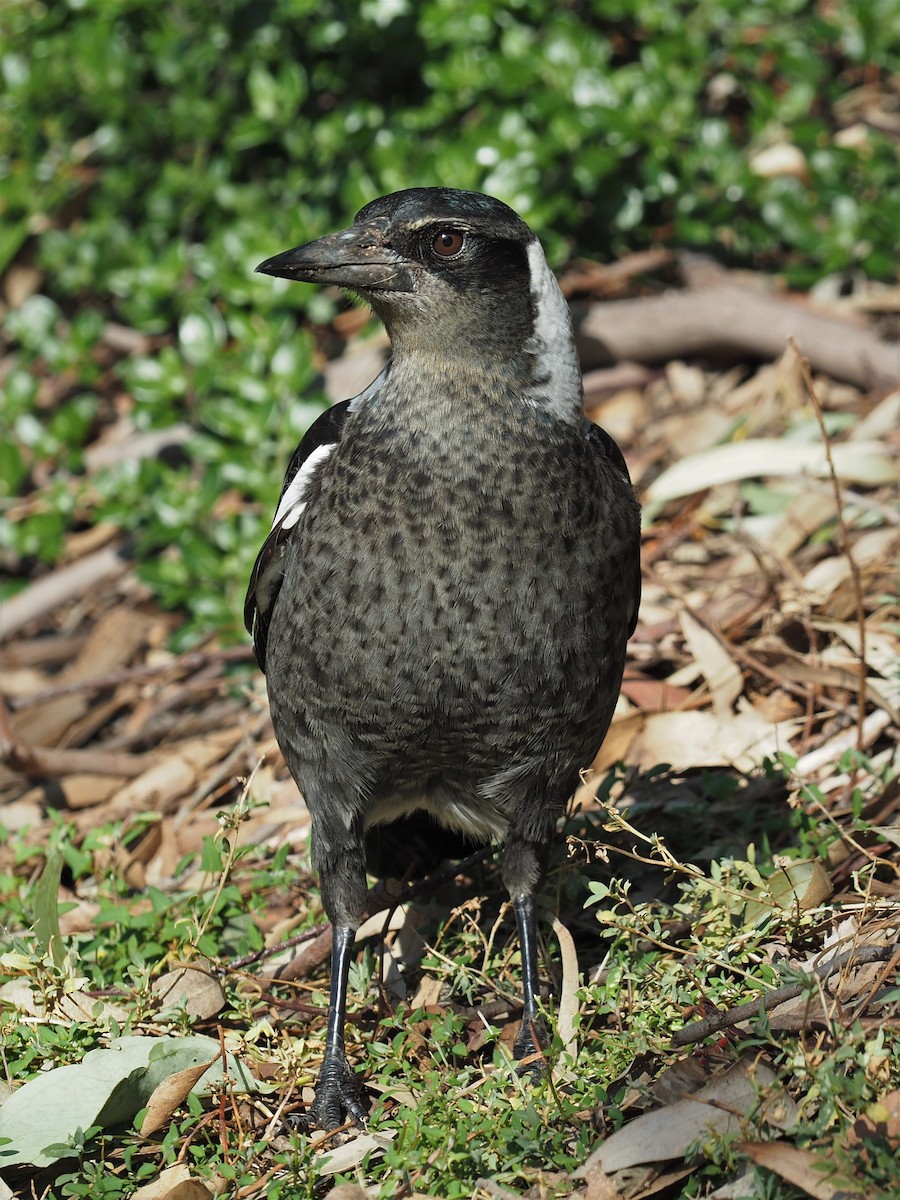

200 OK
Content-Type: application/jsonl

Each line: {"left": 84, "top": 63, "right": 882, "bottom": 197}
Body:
{"left": 1, "top": 759, "right": 897, "bottom": 1198}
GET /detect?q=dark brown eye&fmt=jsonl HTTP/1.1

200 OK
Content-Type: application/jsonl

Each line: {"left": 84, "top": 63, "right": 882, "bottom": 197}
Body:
{"left": 432, "top": 230, "right": 465, "bottom": 257}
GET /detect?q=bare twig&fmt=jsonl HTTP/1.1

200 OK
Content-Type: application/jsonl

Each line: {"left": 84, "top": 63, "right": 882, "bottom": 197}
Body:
{"left": 226, "top": 924, "right": 331, "bottom": 973}
{"left": 9, "top": 644, "right": 255, "bottom": 710}
{"left": 790, "top": 338, "right": 868, "bottom": 754}
{"left": 672, "top": 943, "right": 900, "bottom": 1045}
{"left": 577, "top": 283, "right": 900, "bottom": 389}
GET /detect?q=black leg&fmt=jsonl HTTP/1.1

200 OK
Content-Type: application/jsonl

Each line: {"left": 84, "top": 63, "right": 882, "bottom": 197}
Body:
{"left": 308, "top": 824, "right": 370, "bottom": 1130}
{"left": 511, "top": 892, "right": 548, "bottom": 1066}
{"left": 308, "top": 922, "right": 368, "bottom": 1130}
{"left": 501, "top": 825, "right": 553, "bottom": 1069}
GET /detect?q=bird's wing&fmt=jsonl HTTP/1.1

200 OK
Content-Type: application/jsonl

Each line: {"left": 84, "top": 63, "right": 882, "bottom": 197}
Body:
{"left": 586, "top": 420, "right": 642, "bottom": 637}
{"left": 245, "top": 363, "right": 391, "bottom": 671}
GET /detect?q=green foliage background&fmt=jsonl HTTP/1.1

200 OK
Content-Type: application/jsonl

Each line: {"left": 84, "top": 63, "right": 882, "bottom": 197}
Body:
{"left": 2, "top": 0, "right": 898, "bottom": 638}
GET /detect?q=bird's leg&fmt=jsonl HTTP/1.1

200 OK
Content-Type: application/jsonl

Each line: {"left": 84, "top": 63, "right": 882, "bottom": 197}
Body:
{"left": 308, "top": 831, "right": 369, "bottom": 1130}
{"left": 511, "top": 892, "right": 548, "bottom": 1067}
{"left": 501, "top": 832, "right": 552, "bottom": 1069}
{"left": 309, "top": 921, "right": 368, "bottom": 1130}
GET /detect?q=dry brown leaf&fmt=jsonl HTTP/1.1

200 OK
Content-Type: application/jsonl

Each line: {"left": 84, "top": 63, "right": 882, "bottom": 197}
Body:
{"left": 585, "top": 383, "right": 649, "bottom": 447}
{"left": 846, "top": 1088, "right": 900, "bottom": 1151}
{"left": 152, "top": 963, "right": 225, "bottom": 1021}
{"left": 321, "top": 1186, "right": 374, "bottom": 1200}
{"left": 620, "top": 676, "right": 695, "bottom": 712}
{"left": 814, "top": 620, "right": 897, "bottom": 680}
{"left": 852, "top": 389, "right": 899, "bottom": 440}
{"left": 585, "top": 711, "right": 644, "bottom": 776}
{"left": 412, "top": 976, "right": 444, "bottom": 1012}
{"left": 140, "top": 1057, "right": 218, "bottom": 1137}
{"left": 646, "top": 440, "right": 898, "bottom": 512}
{"left": 132, "top": 1165, "right": 214, "bottom": 1200}
{"left": 118, "top": 816, "right": 181, "bottom": 889}
{"left": 4, "top": 263, "right": 43, "bottom": 308}
{"left": 678, "top": 610, "right": 743, "bottom": 717}
{"left": 0, "top": 795, "right": 44, "bottom": 831}
{"left": 62, "top": 521, "right": 122, "bottom": 563}
{"left": 551, "top": 917, "right": 580, "bottom": 1079}
{"left": 0, "top": 979, "right": 128, "bottom": 1025}
{"left": 317, "top": 1131, "right": 396, "bottom": 1176}
{"left": 627, "top": 1165, "right": 696, "bottom": 1199}
{"left": 583, "top": 1164, "right": 621, "bottom": 1200}
{"left": 57, "top": 895, "right": 101, "bottom": 936}
{"left": 801, "top": 526, "right": 898, "bottom": 601}
{"left": 794, "top": 709, "right": 892, "bottom": 776}
{"left": 578, "top": 1058, "right": 798, "bottom": 1176}
{"left": 736, "top": 1141, "right": 868, "bottom": 1199}
{"left": 628, "top": 706, "right": 799, "bottom": 772}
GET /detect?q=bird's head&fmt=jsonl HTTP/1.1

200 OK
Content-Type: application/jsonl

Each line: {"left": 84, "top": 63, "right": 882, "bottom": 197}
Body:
{"left": 256, "top": 188, "right": 578, "bottom": 392}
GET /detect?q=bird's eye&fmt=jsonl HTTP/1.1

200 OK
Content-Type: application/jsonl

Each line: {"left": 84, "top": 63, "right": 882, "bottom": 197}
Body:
{"left": 432, "top": 230, "right": 465, "bottom": 257}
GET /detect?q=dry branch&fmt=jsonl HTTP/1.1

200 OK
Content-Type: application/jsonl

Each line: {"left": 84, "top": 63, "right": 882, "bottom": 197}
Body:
{"left": 673, "top": 944, "right": 900, "bottom": 1045}
{"left": 0, "top": 542, "right": 131, "bottom": 643}
{"left": 576, "top": 284, "right": 900, "bottom": 389}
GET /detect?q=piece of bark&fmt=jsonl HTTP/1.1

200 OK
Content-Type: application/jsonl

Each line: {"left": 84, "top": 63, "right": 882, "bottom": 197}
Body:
{"left": 575, "top": 285, "right": 900, "bottom": 390}
{"left": 1, "top": 738, "right": 153, "bottom": 780}
{"left": 14, "top": 608, "right": 156, "bottom": 747}
{"left": 0, "top": 542, "right": 131, "bottom": 643}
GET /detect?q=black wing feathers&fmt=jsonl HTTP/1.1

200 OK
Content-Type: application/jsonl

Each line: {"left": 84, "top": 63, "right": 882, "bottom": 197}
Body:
{"left": 587, "top": 421, "right": 641, "bottom": 638}
{"left": 244, "top": 400, "right": 352, "bottom": 671}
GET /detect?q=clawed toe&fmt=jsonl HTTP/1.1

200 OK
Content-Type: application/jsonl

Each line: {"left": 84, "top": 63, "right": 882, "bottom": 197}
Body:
{"left": 513, "top": 1015, "right": 549, "bottom": 1077}
{"left": 308, "top": 1055, "right": 368, "bottom": 1131}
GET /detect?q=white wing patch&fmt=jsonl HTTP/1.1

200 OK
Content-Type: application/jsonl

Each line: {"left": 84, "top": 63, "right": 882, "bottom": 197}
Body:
{"left": 525, "top": 239, "right": 583, "bottom": 422}
{"left": 271, "top": 442, "right": 334, "bottom": 530}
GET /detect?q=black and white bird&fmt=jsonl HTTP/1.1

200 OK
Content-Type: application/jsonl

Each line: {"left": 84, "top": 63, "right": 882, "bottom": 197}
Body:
{"left": 246, "top": 187, "right": 641, "bottom": 1130}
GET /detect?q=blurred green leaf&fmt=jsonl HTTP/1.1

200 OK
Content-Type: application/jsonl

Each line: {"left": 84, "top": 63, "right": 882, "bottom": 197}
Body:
{"left": 32, "top": 851, "right": 66, "bottom": 971}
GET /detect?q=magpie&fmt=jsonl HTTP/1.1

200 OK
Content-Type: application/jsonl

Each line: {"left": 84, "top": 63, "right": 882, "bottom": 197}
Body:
{"left": 246, "top": 187, "right": 641, "bottom": 1130}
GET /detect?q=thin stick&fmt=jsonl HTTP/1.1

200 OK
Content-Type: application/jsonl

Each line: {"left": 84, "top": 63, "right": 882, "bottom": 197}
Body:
{"left": 8, "top": 644, "right": 255, "bottom": 710}
{"left": 790, "top": 339, "right": 868, "bottom": 753}
{"left": 672, "top": 943, "right": 900, "bottom": 1045}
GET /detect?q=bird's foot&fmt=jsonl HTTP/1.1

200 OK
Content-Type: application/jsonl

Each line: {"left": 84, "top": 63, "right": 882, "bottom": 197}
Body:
{"left": 308, "top": 1054, "right": 368, "bottom": 1131}
{"left": 513, "top": 1014, "right": 550, "bottom": 1078}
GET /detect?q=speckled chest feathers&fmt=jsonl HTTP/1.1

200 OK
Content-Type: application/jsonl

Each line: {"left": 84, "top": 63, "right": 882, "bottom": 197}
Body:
{"left": 247, "top": 186, "right": 640, "bottom": 846}
{"left": 263, "top": 355, "right": 637, "bottom": 836}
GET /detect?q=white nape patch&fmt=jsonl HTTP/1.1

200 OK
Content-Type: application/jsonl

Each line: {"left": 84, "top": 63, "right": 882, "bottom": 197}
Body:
{"left": 525, "top": 239, "right": 583, "bottom": 422}
{"left": 271, "top": 442, "right": 334, "bottom": 530}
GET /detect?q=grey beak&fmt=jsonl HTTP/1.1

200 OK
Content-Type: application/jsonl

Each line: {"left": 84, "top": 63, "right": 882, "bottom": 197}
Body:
{"left": 256, "top": 225, "right": 416, "bottom": 293}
